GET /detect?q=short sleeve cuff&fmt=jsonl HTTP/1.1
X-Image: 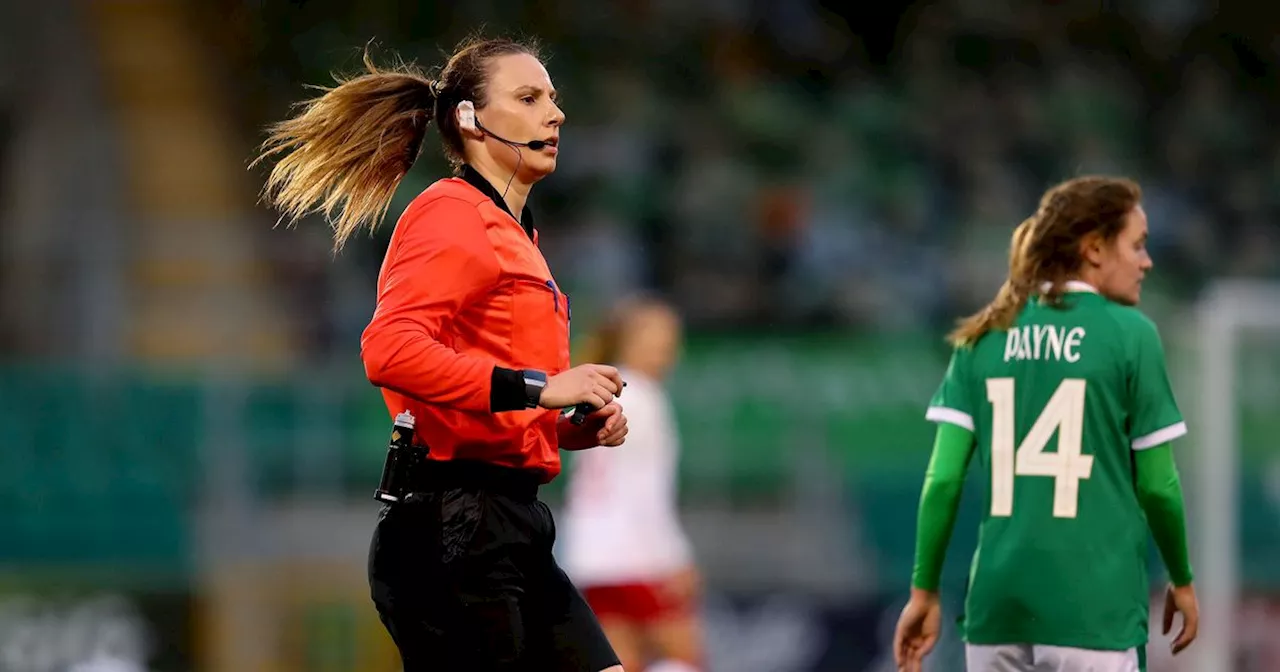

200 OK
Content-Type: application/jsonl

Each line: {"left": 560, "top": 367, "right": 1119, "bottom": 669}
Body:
{"left": 925, "top": 406, "right": 975, "bottom": 432}
{"left": 1132, "top": 421, "right": 1188, "bottom": 450}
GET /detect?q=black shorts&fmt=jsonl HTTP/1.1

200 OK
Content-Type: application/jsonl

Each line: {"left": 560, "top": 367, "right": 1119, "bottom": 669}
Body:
{"left": 368, "top": 460, "right": 618, "bottom": 672}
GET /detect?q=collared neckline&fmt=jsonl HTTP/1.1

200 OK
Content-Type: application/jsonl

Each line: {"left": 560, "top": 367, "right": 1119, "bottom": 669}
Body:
{"left": 460, "top": 165, "right": 535, "bottom": 240}
{"left": 1039, "top": 280, "right": 1100, "bottom": 294}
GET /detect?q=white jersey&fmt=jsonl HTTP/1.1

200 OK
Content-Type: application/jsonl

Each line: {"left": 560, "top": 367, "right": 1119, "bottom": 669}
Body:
{"left": 558, "top": 368, "right": 693, "bottom": 586}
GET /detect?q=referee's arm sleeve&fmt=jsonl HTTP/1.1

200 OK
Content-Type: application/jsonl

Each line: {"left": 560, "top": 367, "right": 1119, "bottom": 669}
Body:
{"left": 361, "top": 197, "right": 503, "bottom": 413}
{"left": 911, "top": 421, "right": 976, "bottom": 592}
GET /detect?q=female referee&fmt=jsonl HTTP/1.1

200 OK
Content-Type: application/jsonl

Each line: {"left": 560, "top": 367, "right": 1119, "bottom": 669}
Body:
{"left": 560, "top": 297, "right": 703, "bottom": 672}
{"left": 254, "top": 36, "right": 629, "bottom": 672}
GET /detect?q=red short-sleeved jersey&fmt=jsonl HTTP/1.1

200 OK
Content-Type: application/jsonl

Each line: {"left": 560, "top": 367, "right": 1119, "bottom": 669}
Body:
{"left": 360, "top": 168, "right": 571, "bottom": 481}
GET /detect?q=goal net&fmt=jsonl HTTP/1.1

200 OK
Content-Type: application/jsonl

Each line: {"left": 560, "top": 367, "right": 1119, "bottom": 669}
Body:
{"left": 1174, "top": 280, "right": 1280, "bottom": 672}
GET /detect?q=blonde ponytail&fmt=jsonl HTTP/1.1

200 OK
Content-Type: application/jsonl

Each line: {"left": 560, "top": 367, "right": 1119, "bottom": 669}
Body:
{"left": 947, "top": 278, "right": 1032, "bottom": 347}
{"left": 946, "top": 175, "right": 1145, "bottom": 347}
{"left": 947, "top": 218, "right": 1036, "bottom": 347}
{"left": 252, "top": 50, "right": 435, "bottom": 252}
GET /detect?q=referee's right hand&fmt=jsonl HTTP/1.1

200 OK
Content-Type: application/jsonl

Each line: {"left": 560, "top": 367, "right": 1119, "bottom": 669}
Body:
{"left": 539, "top": 364, "right": 623, "bottom": 410}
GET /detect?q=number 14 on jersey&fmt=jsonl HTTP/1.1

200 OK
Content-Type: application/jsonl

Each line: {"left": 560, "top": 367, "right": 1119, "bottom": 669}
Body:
{"left": 987, "top": 378, "right": 1093, "bottom": 519}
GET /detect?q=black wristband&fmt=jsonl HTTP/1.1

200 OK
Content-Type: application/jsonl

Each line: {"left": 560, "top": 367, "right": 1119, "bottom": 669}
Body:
{"left": 490, "top": 367, "right": 529, "bottom": 412}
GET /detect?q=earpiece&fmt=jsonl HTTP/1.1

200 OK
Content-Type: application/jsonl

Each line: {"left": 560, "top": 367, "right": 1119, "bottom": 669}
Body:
{"left": 454, "top": 99, "right": 550, "bottom": 201}
{"left": 457, "top": 100, "right": 476, "bottom": 131}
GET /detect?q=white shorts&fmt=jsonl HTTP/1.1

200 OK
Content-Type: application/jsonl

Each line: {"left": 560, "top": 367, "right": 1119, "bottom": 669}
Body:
{"left": 965, "top": 644, "right": 1140, "bottom": 672}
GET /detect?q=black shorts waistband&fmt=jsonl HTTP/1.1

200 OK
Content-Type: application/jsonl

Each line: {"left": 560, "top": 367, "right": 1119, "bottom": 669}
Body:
{"left": 409, "top": 458, "right": 540, "bottom": 502}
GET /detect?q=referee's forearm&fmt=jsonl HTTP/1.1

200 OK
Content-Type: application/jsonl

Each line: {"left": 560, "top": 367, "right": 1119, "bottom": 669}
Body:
{"left": 361, "top": 329, "right": 495, "bottom": 413}
{"left": 490, "top": 367, "right": 529, "bottom": 412}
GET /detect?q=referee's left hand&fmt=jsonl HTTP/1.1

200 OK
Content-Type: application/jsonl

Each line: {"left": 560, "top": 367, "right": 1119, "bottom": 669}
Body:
{"left": 589, "top": 402, "right": 628, "bottom": 447}
{"left": 558, "top": 402, "right": 628, "bottom": 450}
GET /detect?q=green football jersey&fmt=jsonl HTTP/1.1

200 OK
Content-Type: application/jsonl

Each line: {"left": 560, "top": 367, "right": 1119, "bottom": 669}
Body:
{"left": 926, "top": 282, "right": 1187, "bottom": 651}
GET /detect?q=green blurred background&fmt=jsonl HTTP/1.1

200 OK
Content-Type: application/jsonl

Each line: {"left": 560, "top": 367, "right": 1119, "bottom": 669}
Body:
{"left": 2, "top": 1, "right": 1280, "bottom": 671}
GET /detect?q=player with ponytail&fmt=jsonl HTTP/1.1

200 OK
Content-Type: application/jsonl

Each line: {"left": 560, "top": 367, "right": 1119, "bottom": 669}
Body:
{"left": 896, "top": 176, "right": 1198, "bottom": 672}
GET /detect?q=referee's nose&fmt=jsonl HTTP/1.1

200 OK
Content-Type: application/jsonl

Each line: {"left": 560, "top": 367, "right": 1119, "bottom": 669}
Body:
{"left": 548, "top": 101, "right": 565, "bottom": 128}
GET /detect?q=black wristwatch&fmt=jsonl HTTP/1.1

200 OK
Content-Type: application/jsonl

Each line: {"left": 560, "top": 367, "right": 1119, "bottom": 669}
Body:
{"left": 521, "top": 369, "right": 548, "bottom": 409}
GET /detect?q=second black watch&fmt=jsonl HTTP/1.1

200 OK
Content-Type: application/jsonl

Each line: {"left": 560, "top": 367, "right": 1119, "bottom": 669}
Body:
{"left": 521, "top": 369, "right": 548, "bottom": 409}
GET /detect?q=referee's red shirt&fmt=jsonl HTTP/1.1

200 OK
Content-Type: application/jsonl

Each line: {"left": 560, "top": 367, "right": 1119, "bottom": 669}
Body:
{"left": 360, "top": 167, "right": 571, "bottom": 482}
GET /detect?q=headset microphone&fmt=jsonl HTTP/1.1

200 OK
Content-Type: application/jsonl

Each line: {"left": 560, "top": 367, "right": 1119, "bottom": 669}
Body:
{"left": 456, "top": 100, "right": 552, "bottom": 199}
{"left": 458, "top": 102, "right": 549, "bottom": 150}
{"left": 481, "top": 125, "right": 546, "bottom": 151}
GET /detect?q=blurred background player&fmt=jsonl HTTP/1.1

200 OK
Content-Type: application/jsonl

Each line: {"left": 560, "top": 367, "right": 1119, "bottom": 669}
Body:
{"left": 893, "top": 177, "right": 1198, "bottom": 672}
{"left": 559, "top": 297, "right": 704, "bottom": 672}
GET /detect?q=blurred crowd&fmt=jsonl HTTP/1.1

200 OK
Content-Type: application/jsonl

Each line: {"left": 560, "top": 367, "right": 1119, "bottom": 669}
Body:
{"left": 241, "top": 0, "right": 1280, "bottom": 352}
{"left": 1, "top": 6, "right": 1279, "bottom": 669}
{"left": 6, "top": 1, "right": 1280, "bottom": 358}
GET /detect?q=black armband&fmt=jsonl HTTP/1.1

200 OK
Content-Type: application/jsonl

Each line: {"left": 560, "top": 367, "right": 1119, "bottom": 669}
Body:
{"left": 490, "top": 367, "right": 545, "bottom": 412}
